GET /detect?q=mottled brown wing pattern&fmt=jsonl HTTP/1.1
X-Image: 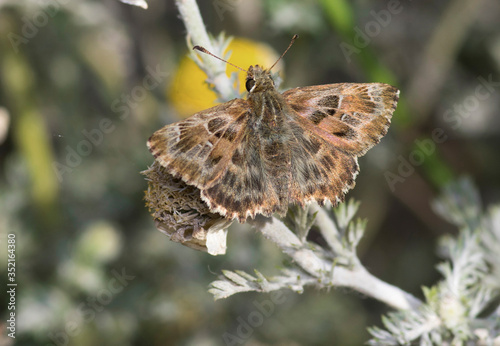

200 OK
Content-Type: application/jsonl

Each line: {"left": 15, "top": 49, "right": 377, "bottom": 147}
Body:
{"left": 283, "top": 83, "right": 399, "bottom": 156}
{"left": 200, "top": 94, "right": 297, "bottom": 221}
{"left": 200, "top": 108, "right": 361, "bottom": 221}
{"left": 147, "top": 99, "right": 250, "bottom": 189}
{"left": 200, "top": 131, "right": 286, "bottom": 220}
{"left": 285, "top": 119, "right": 360, "bottom": 206}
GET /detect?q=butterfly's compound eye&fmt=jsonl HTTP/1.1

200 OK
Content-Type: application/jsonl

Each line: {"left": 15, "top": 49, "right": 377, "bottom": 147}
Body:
{"left": 246, "top": 78, "right": 256, "bottom": 92}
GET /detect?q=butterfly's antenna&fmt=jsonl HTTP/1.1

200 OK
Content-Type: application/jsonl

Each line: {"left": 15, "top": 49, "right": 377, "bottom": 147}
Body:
{"left": 269, "top": 34, "right": 299, "bottom": 71}
{"left": 193, "top": 46, "right": 247, "bottom": 72}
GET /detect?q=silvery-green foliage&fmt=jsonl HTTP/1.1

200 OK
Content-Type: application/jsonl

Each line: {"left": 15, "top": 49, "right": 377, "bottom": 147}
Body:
{"left": 208, "top": 201, "right": 368, "bottom": 299}
{"left": 369, "top": 178, "right": 500, "bottom": 345}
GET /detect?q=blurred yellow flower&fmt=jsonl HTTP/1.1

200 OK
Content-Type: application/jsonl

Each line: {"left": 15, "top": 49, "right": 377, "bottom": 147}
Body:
{"left": 168, "top": 37, "right": 280, "bottom": 118}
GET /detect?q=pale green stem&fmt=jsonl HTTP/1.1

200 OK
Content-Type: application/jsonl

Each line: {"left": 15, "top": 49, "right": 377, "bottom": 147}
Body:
{"left": 251, "top": 216, "right": 422, "bottom": 310}
{"left": 175, "top": 0, "right": 235, "bottom": 101}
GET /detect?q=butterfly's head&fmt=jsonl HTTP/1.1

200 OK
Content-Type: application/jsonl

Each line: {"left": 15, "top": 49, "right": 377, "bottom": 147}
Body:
{"left": 245, "top": 34, "right": 299, "bottom": 94}
{"left": 245, "top": 65, "right": 275, "bottom": 93}
{"left": 193, "top": 34, "right": 298, "bottom": 94}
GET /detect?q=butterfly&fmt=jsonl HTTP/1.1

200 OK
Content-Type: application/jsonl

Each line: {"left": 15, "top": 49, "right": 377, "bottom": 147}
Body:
{"left": 148, "top": 35, "right": 399, "bottom": 222}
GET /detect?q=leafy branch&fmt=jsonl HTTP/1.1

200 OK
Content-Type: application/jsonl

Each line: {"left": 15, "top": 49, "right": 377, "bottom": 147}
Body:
{"left": 369, "top": 178, "right": 500, "bottom": 345}
{"left": 210, "top": 201, "right": 422, "bottom": 311}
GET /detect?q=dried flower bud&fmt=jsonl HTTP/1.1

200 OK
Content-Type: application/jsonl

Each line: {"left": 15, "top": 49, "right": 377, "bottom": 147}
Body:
{"left": 142, "top": 161, "right": 233, "bottom": 255}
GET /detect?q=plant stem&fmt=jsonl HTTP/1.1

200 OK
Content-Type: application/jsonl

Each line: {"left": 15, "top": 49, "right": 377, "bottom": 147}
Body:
{"left": 251, "top": 215, "right": 422, "bottom": 310}
{"left": 333, "top": 265, "right": 422, "bottom": 310}
{"left": 175, "top": 0, "right": 235, "bottom": 101}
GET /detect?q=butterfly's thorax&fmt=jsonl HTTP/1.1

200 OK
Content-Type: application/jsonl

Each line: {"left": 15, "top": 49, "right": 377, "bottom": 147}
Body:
{"left": 246, "top": 65, "right": 289, "bottom": 135}
{"left": 245, "top": 65, "right": 293, "bottom": 206}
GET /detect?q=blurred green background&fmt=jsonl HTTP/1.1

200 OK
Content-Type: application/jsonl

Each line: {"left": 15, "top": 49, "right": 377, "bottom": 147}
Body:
{"left": 0, "top": 0, "right": 499, "bottom": 345}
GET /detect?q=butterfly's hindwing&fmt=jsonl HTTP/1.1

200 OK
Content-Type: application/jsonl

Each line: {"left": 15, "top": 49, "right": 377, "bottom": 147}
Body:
{"left": 201, "top": 132, "right": 288, "bottom": 221}
{"left": 286, "top": 118, "right": 359, "bottom": 206}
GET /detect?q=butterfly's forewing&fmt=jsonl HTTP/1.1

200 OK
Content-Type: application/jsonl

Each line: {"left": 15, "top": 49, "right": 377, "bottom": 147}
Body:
{"left": 283, "top": 83, "right": 399, "bottom": 156}
{"left": 148, "top": 99, "right": 250, "bottom": 189}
